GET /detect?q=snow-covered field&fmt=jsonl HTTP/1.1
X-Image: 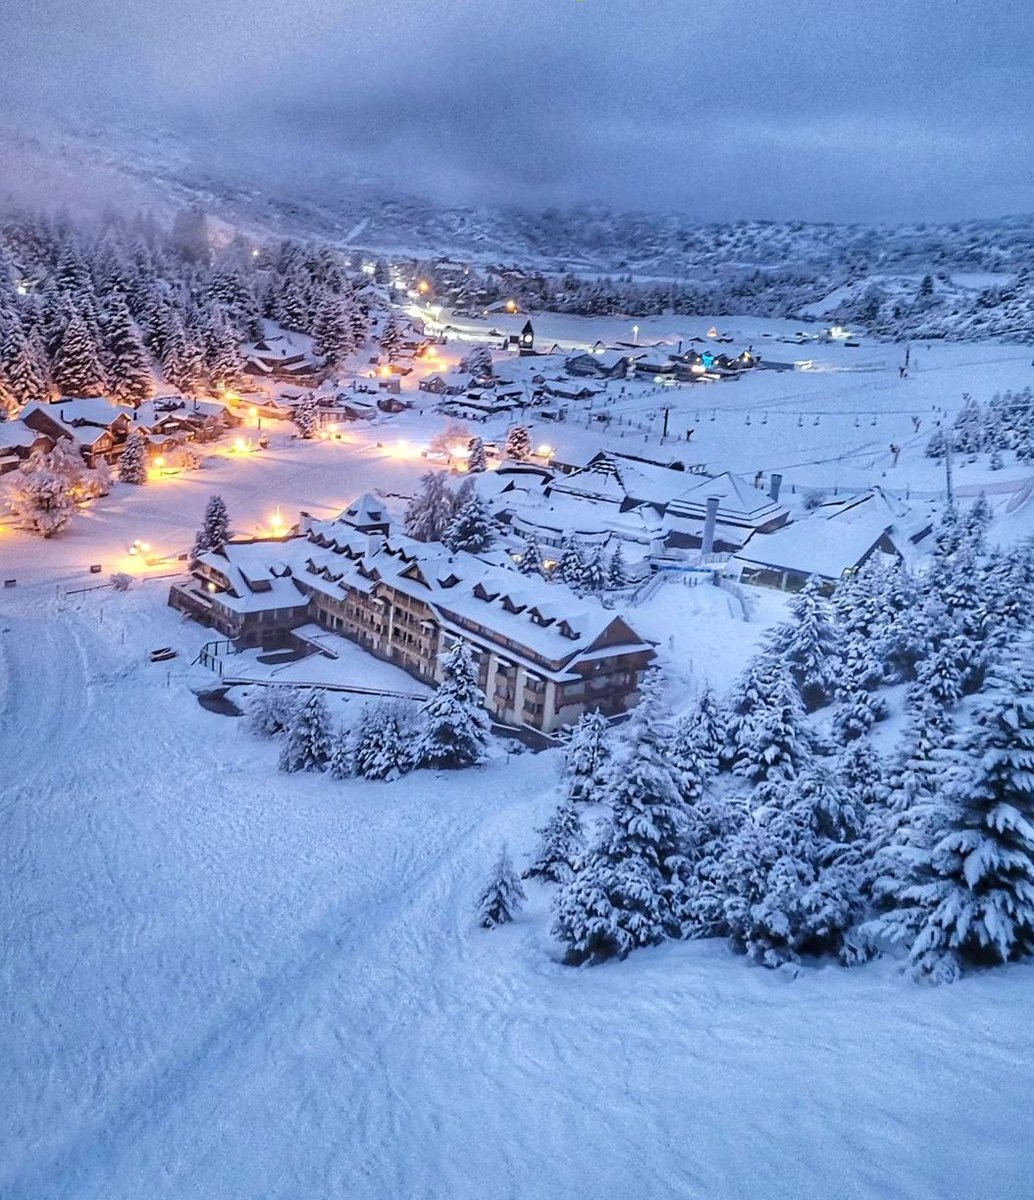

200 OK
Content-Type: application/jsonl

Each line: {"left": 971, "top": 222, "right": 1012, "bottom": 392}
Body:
{"left": 2, "top": 580, "right": 1034, "bottom": 1200}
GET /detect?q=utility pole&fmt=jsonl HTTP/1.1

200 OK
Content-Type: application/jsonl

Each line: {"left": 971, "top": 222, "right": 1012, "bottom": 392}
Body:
{"left": 662, "top": 407, "right": 670, "bottom": 441}
{"left": 944, "top": 427, "right": 954, "bottom": 506}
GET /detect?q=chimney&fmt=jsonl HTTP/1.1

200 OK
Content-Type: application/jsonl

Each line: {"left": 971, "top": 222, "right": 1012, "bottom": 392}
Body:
{"left": 701, "top": 495, "right": 720, "bottom": 556}
{"left": 769, "top": 472, "right": 783, "bottom": 503}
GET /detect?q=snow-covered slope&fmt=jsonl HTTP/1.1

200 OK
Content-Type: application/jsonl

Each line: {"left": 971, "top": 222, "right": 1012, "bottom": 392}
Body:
{"left": 3, "top": 585, "right": 1033, "bottom": 1199}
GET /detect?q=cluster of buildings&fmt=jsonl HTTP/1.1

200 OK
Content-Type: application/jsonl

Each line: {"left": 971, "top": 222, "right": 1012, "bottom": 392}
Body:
{"left": 0, "top": 395, "right": 240, "bottom": 474}
{"left": 565, "top": 344, "right": 759, "bottom": 385}
{"left": 477, "top": 448, "right": 935, "bottom": 591}
{"left": 169, "top": 494, "right": 655, "bottom": 735}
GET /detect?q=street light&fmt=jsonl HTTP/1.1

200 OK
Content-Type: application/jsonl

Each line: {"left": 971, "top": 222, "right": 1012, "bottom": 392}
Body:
{"left": 249, "top": 405, "right": 262, "bottom": 431}
{"left": 632, "top": 324, "right": 640, "bottom": 345}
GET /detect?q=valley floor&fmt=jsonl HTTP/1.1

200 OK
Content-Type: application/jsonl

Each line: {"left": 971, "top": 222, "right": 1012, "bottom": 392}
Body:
{"left": 2, "top": 584, "right": 1033, "bottom": 1199}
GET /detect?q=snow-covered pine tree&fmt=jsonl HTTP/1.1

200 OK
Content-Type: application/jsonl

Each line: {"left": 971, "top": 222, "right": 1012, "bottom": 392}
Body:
{"left": 870, "top": 655, "right": 1034, "bottom": 982}
{"left": 459, "top": 344, "right": 493, "bottom": 378}
{"left": 560, "top": 708, "right": 612, "bottom": 805}
{"left": 328, "top": 726, "right": 355, "bottom": 780}
{"left": 443, "top": 493, "right": 494, "bottom": 554}
{"left": 670, "top": 687, "right": 724, "bottom": 794}
{"left": 765, "top": 574, "right": 841, "bottom": 711}
{"left": 722, "top": 762, "right": 865, "bottom": 969}
{"left": 413, "top": 642, "right": 491, "bottom": 769}
{"left": 192, "top": 494, "right": 231, "bottom": 562}
{"left": 278, "top": 689, "right": 334, "bottom": 772}
{"left": 205, "top": 314, "right": 245, "bottom": 392}
{"left": 830, "top": 685, "right": 888, "bottom": 745}
{"left": 505, "top": 424, "right": 531, "bottom": 462}
{"left": 349, "top": 700, "right": 414, "bottom": 780}
{"left": 403, "top": 471, "right": 452, "bottom": 542}
{"left": 379, "top": 315, "right": 404, "bottom": 360}
{"left": 724, "top": 655, "right": 811, "bottom": 787}
{"left": 578, "top": 546, "right": 607, "bottom": 594}
{"left": 523, "top": 799, "right": 585, "bottom": 884}
{"left": 1, "top": 322, "right": 48, "bottom": 407}
{"left": 104, "top": 291, "right": 153, "bottom": 405}
{"left": 517, "top": 534, "right": 545, "bottom": 577}
{"left": 606, "top": 542, "right": 628, "bottom": 589}
{"left": 555, "top": 534, "right": 584, "bottom": 590}
{"left": 243, "top": 685, "right": 299, "bottom": 737}
{"left": 467, "top": 436, "right": 488, "bottom": 473}
{"left": 312, "top": 292, "right": 354, "bottom": 367}
{"left": 118, "top": 431, "right": 147, "bottom": 485}
{"left": 52, "top": 309, "right": 106, "bottom": 396}
{"left": 552, "top": 675, "right": 686, "bottom": 964}
{"left": 293, "top": 391, "right": 319, "bottom": 439}
{"left": 477, "top": 845, "right": 527, "bottom": 928}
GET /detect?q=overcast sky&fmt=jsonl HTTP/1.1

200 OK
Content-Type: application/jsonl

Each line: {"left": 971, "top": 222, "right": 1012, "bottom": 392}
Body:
{"left": 2, "top": 0, "right": 1030, "bottom": 222}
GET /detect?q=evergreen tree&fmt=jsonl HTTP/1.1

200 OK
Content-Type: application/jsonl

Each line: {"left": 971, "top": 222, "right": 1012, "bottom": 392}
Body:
{"left": 505, "top": 424, "right": 531, "bottom": 462}
{"left": 52, "top": 309, "right": 106, "bottom": 396}
{"left": 607, "top": 542, "right": 628, "bottom": 589}
{"left": 872, "top": 656, "right": 1034, "bottom": 983}
{"left": 350, "top": 700, "right": 414, "bottom": 780}
{"left": 414, "top": 642, "right": 491, "bottom": 769}
{"left": 524, "top": 800, "right": 585, "bottom": 884}
{"left": 830, "top": 685, "right": 888, "bottom": 745}
{"left": 517, "top": 534, "right": 545, "bottom": 577}
{"left": 206, "top": 314, "right": 245, "bottom": 392}
{"left": 578, "top": 546, "right": 607, "bottom": 594}
{"left": 192, "top": 494, "right": 231, "bottom": 561}
{"left": 278, "top": 690, "right": 334, "bottom": 772}
{"left": 312, "top": 292, "right": 354, "bottom": 366}
{"left": 560, "top": 709, "right": 612, "bottom": 805}
{"left": 243, "top": 685, "right": 298, "bottom": 737}
{"left": 443, "top": 493, "right": 494, "bottom": 554}
{"left": 477, "top": 846, "right": 527, "bottom": 928}
{"left": 670, "top": 687, "right": 724, "bottom": 792}
{"left": 118, "top": 431, "right": 147, "bottom": 485}
{"left": 1, "top": 322, "right": 48, "bottom": 407}
{"left": 467, "top": 435, "right": 488, "bottom": 473}
{"left": 556, "top": 534, "right": 584, "bottom": 590}
{"left": 459, "top": 344, "right": 493, "bottom": 378}
{"left": 104, "top": 292, "right": 153, "bottom": 405}
{"left": 724, "top": 656, "right": 811, "bottom": 786}
{"left": 723, "top": 763, "right": 865, "bottom": 969}
{"left": 293, "top": 391, "right": 319, "bottom": 439}
{"left": 765, "top": 574, "right": 841, "bottom": 711}
{"left": 552, "top": 676, "right": 686, "bottom": 964}
{"left": 328, "top": 725, "right": 355, "bottom": 780}
{"left": 404, "top": 471, "right": 452, "bottom": 542}
{"left": 379, "top": 315, "right": 404, "bottom": 360}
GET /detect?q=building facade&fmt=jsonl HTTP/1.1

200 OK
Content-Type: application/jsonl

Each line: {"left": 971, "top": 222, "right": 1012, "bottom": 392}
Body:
{"left": 170, "top": 498, "right": 655, "bottom": 734}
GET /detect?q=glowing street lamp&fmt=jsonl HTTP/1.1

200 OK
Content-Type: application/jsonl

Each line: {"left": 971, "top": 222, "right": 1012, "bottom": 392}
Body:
{"left": 249, "top": 404, "right": 262, "bottom": 431}
{"left": 632, "top": 324, "right": 640, "bottom": 345}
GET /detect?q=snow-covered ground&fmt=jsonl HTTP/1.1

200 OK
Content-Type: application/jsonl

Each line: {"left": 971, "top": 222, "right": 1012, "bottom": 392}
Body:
{"left": 4, "top": 314, "right": 1034, "bottom": 1198}
{"left": 3, "top": 582, "right": 1034, "bottom": 1200}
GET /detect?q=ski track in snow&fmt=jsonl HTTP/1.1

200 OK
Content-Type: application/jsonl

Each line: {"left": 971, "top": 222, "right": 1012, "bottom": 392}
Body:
{"left": 2, "top": 592, "right": 1034, "bottom": 1199}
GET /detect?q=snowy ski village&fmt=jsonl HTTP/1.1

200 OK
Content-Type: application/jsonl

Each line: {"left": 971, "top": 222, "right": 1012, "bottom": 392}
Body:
{"left": 3, "top": 5, "right": 1034, "bottom": 1199}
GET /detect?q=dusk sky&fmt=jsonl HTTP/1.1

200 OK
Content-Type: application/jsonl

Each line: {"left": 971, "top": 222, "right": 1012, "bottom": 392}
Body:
{"left": 2, "top": 0, "right": 1028, "bottom": 222}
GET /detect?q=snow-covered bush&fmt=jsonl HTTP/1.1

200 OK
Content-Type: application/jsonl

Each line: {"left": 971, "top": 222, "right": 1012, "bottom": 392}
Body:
{"left": 243, "top": 685, "right": 300, "bottom": 738}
